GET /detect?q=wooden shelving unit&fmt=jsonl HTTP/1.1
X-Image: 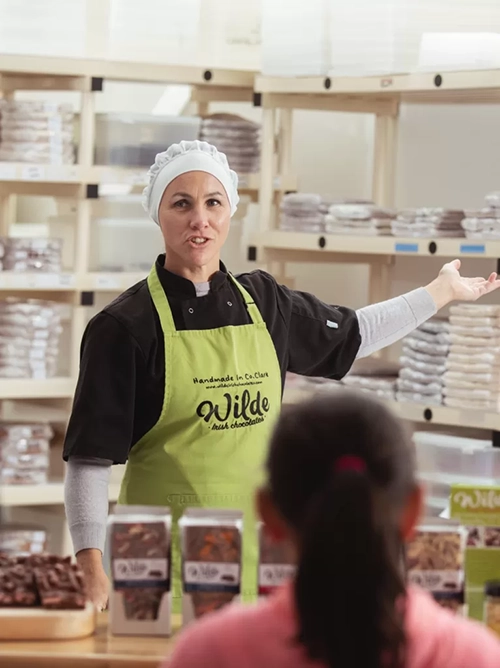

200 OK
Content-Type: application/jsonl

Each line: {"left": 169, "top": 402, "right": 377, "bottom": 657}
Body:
{"left": 258, "top": 230, "right": 500, "bottom": 259}
{"left": 0, "top": 481, "right": 123, "bottom": 508}
{"left": 283, "top": 387, "right": 500, "bottom": 432}
{"left": 253, "top": 68, "right": 500, "bottom": 436}
{"left": 0, "top": 54, "right": 281, "bottom": 391}
{"left": 0, "top": 54, "right": 294, "bottom": 520}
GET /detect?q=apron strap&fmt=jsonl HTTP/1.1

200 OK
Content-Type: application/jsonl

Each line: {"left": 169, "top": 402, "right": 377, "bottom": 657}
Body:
{"left": 147, "top": 264, "right": 265, "bottom": 331}
{"left": 228, "top": 274, "right": 264, "bottom": 325}
{"left": 147, "top": 264, "right": 177, "bottom": 333}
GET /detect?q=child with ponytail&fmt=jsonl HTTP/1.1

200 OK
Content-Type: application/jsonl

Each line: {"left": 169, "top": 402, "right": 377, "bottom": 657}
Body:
{"left": 166, "top": 391, "right": 500, "bottom": 668}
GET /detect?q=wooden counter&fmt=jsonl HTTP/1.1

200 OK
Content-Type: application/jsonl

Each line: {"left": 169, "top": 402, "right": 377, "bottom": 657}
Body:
{"left": 0, "top": 612, "right": 181, "bottom": 667}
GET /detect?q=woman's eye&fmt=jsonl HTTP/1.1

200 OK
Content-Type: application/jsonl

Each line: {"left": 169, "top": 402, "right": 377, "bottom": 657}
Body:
{"left": 173, "top": 200, "right": 188, "bottom": 208}
{"left": 207, "top": 199, "right": 221, "bottom": 207}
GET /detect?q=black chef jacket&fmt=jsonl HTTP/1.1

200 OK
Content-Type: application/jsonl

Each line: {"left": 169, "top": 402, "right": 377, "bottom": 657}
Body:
{"left": 63, "top": 255, "right": 361, "bottom": 464}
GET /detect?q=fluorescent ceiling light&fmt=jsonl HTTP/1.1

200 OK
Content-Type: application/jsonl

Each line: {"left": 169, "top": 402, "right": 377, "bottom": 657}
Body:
{"left": 152, "top": 84, "right": 192, "bottom": 116}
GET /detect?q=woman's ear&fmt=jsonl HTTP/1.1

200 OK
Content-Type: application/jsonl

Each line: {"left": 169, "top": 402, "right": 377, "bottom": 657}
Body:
{"left": 255, "top": 486, "right": 289, "bottom": 542}
{"left": 400, "top": 484, "right": 424, "bottom": 541}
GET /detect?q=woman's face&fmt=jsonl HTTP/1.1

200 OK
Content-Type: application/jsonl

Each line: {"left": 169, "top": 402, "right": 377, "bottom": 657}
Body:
{"left": 158, "top": 171, "right": 231, "bottom": 278}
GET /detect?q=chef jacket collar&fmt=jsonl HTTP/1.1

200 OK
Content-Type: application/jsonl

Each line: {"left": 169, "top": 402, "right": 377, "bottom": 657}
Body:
{"left": 154, "top": 254, "right": 229, "bottom": 299}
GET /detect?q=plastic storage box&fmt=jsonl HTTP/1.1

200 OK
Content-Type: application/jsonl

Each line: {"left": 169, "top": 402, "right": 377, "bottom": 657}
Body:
{"left": 413, "top": 431, "right": 500, "bottom": 483}
{"left": 94, "top": 114, "right": 201, "bottom": 167}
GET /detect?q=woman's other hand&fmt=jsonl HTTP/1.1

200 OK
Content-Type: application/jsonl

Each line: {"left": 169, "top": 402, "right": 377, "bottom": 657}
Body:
{"left": 76, "top": 548, "right": 110, "bottom": 612}
{"left": 426, "top": 259, "right": 500, "bottom": 310}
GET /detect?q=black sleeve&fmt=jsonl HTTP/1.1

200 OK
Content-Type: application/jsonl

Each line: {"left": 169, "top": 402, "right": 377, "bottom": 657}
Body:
{"left": 278, "top": 282, "right": 361, "bottom": 380}
{"left": 62, "top": 312, "right": 143, "bottom": 465}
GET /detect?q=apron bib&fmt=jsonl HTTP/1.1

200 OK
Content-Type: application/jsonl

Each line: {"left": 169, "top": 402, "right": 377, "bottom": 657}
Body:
{"left": 118, "top": 264, "right": 282, "bottom": 612}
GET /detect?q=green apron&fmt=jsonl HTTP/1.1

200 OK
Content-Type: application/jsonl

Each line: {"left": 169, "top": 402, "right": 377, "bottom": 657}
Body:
{"left": 118, "top": 263, "right": 282, "bottom": 611}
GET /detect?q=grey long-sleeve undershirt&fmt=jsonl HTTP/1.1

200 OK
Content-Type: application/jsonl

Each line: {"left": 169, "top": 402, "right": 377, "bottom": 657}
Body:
{"left": 64, "top": 287, "right": 437, "bottom": 555}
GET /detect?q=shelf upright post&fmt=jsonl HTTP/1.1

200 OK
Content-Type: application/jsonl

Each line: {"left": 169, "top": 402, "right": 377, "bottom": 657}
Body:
{"left": 277, "top": 107, "right": 294, "bottom": 188}
{"left": 270, "top": 106, "right": 295, "bottom": 286}
{"left": 70, "top": 77, "right": 96, "bottom": 381}
{"left": 257, "top": 97, "right": 280, "bottom": 276}
{"left": 368, "top": 104, "right": 400, "bottom": 358}
{"left": 0, "top": 86, "right": 17, "bottom": 238}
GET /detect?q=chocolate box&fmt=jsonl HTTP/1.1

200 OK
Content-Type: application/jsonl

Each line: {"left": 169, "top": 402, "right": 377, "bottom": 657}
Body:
{"left": 179, "top": 508, "right": 243, "bottom": 626}
{"left": 107, "top": 505, "right": 172, "bottom": 636}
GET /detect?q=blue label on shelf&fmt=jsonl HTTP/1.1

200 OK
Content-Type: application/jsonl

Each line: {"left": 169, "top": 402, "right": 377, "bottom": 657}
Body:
{"left": 395, "top": 243, "right": 419, "bottom": 253}
{"left": 459, "top": 244, "right": 485, "bottom": 254}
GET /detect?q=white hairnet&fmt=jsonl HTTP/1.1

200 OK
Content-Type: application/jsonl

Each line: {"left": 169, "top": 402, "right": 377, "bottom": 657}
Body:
{"left": 142, "top": 140, "right": 240, "bottom": 224}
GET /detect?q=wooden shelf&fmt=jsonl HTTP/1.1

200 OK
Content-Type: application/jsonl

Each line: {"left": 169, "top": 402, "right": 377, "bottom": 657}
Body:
{"left": 0, "top": 481, "right": 123, "bottom": 507}
{"left": 283, "top": 387, "right": 500, "bottom": 431}
{"left": 0, "top": 401, "right": 69, "bottom": 424}
{"left": 0, "top": 378, "right": 76, "bottom": 400}
{"left": 0, "top": 54, "right": 255, "bottom": 87}
{"left": 0, "top": 272, "right": 144, "bottom": 293}
{"left": 0, "top": 272, "right": 76, "bottom": 291}
{"left": 81, "top": 272, "right": 146, "bottom": 292}
{"left": 257, "top": 230, "right": 500, "bottom": 259}
{"left": 0, "top": 163, "right": 83, "bottom": 184}
{"left": 256, "top": 69, "right": 500, "bottom": 105}
{"left": 0, "top": 165, "right": 296, "bottom": 196}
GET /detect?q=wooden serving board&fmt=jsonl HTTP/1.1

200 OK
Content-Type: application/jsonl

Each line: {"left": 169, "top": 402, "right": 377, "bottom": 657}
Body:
{"left": 0, "top": 602, "right": 96, "bottom": 641}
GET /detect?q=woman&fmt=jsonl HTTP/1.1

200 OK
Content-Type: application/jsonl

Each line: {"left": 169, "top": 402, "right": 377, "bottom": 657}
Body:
{"left": 165, "top": 391, "right": 500, "bottom": 668}
{"left": 63, "top": 140, "right": 500, "bottom": 611}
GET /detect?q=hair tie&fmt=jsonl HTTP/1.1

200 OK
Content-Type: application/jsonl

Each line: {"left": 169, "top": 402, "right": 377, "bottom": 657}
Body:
{"left": 334, "top": 455, "right": 366, "bottom": 474}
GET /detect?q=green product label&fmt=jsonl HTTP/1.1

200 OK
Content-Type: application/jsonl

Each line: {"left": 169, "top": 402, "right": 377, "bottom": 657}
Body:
{"left": 450, "top": 485, "right": 500, "bottom": 526}
{"left": 450, "top": 485, "right": 500, "bottom": 621}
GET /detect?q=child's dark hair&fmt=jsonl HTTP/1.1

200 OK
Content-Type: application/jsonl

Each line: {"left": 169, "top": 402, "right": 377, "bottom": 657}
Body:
{"left": 265, "top": 390, "right": 417, "bottom": 668}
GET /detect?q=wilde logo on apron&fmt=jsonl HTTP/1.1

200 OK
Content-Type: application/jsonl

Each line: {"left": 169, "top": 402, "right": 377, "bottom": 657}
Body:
{"left": 196, "top": 389, "right": 271, "bottom": 431}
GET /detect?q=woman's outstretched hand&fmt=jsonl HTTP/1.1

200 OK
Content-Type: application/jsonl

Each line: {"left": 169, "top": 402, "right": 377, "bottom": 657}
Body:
{"left": 426, "top": 259, "right": 500, "bottom": 310}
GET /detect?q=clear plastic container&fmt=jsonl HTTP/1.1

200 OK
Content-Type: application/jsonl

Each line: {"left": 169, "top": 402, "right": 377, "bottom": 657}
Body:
{"left": 0, "top": 423, "right": 53, "bottom": 442}
{"left": 1, "top": 452, "right": 49, "bottom": 470}
{"left": 413, "top": 431, "right": 500, "bottom": 482}
{"left": 94, "top": 114, "right": 201, "bottom": 167}
{"left": 0, "top": 468, "right": 48, "bottom": 485}
{"left": 0, "top": 523, "right": 47, "bottom": 556}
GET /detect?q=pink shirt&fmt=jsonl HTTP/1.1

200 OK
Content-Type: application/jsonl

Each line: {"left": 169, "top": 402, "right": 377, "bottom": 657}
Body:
{"left": 163, "top": 583, "right": 500, "bottom": 668}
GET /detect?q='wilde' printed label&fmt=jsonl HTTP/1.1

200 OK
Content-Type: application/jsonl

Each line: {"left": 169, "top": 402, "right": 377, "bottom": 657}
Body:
{"left": 196, "top": 389, "right": 270, "bottom": 431}
{"left": 184, "top": 561, "right": 240, "bottom": 586}
{"left": 258, "top": 564, "right": 296, "bottom": 588}
{"left": 113, "top": 558, "right": 168, "bottom": 582}
{"left": 408, "top": 569, "right": 462, "bottom": 593}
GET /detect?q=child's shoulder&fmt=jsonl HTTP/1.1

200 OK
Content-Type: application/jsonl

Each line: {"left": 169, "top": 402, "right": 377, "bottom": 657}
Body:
{"left": 406, "top": 586, "right": 500, "bottom": 668}
{"left": 165, "top": 595, "right": 282, "bottom": 668}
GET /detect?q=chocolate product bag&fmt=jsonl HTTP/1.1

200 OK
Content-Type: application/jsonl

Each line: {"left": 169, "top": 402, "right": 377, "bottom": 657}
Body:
{"left": 257, "top": 522, "right": 296, "bottom": 599}
{"left": 108, "top": 505, "right": 172, "bottom": 636}
{"left": 179, "top": 508, "right": 242, "bottom": 625}
{"left": 406, "top": 525, "right": 466, "bottom": 614}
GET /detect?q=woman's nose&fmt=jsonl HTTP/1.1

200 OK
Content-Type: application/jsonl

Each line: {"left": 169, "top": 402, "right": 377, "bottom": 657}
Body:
{"left": 189, "top": 207, "right": 209, "bottom": 228}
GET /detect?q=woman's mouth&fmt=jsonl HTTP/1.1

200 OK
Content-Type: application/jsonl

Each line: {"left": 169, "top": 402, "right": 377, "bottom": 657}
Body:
{"left": 188, "top": 237, "right": 210, "bottom": 247}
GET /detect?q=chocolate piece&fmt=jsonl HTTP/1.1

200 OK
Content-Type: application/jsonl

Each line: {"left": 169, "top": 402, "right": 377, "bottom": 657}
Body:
{"left": 190, "top": 590, "right": 233, "bottom": 618}
{"left": 122, "top": 589, "right": 164, "bottom": 620}
{"left": 34, "top": 560, "right": 86, "bottom": 610}
{"left": 0, "top": 554, "right": 86, "bottom": 609}
{"left": 0, "top": 560, "right": 38, "bottom": 606}
{"left": 111, "top": 522, "right": 168, "bottom": 559}
{"left": 485, "top": 528, "right": 500, "bottom": 547}
{"left": 184, "top": 525, "right": 241, "bottom": 563}
{"left": 406, "top": 531, "right": 462, "bottom": 571}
